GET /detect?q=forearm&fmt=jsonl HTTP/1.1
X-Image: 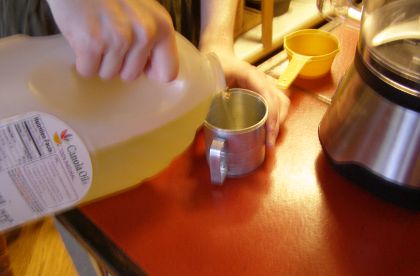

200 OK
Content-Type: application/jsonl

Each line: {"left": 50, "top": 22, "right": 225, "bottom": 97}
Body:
{"left": 199, "top": 0, "right": 239, "bottom": 53}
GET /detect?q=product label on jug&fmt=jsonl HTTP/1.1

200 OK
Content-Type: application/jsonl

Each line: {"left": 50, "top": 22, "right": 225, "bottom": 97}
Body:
{"left": 0, "top": 112, "right": 92, "bottom": 231}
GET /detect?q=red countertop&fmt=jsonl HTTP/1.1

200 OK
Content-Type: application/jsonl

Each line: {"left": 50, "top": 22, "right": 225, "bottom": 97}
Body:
{"left": 79, "top": 24, "right": 420, "bottom": 275}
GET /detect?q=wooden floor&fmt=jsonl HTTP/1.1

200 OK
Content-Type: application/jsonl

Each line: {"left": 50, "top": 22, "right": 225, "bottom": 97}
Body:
{"left": 4, "top": 217, "right": 78, "bottom": 276}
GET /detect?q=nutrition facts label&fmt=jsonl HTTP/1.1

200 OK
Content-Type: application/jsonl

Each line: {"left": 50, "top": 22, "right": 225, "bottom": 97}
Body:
{"left": 0, "top": 116, "right": 52, "bottom": 167}
{"left": 0, "top": 112, "right": 92, "bottom": 231}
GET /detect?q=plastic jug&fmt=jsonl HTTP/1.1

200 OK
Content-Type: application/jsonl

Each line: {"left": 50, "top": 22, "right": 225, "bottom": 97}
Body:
{"left": 0, "top": 33, "right": 225, "bottom": 231}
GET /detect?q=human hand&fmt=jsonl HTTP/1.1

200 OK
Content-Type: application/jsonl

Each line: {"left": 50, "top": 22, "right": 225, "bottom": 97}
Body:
{"left": 47, "top": 0, "right": 178, "bottom": 82}
{"left": 201, "top": 48, "right": 290, "bottom": 148}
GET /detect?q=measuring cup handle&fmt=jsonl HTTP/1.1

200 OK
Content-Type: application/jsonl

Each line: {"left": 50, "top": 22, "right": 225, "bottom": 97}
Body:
{"left": 277, "top": 55, "right": 310, "bottom": 90}
{"left": 209, "top": 138, "right": 227, "bottom": 185}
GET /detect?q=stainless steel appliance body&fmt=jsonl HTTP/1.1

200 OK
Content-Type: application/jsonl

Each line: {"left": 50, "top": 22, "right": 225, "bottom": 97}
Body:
{"left": 318, "top": 0, "right": 420, "bottom": 208}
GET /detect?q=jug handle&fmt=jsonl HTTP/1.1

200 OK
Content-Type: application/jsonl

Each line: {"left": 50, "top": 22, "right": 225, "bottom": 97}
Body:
{"left": 209, "top": 138, "right": 227, "bottom": 185}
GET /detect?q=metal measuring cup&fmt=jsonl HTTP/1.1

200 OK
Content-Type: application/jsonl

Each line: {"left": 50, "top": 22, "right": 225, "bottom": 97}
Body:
{"left": 204, "top": 88, "right": 268, "bottom": 184}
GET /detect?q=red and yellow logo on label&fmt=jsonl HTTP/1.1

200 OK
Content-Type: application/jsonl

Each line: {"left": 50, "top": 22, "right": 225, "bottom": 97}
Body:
{"left": 53, "top": 129, "right": 73, "bottom": 145}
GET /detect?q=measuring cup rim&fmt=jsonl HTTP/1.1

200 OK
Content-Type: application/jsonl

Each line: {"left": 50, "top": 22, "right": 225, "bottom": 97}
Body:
{"left": 284, "top": 28, "right": 335, "bottom": 40}
{"left": 284, "top": 29, "right": 340, "bottom": 59}
{"left": 204, "top": 88, "right": 268, "bottom": 134}
{"left": 286, "top": 49, "right": 340, "bottom": 61}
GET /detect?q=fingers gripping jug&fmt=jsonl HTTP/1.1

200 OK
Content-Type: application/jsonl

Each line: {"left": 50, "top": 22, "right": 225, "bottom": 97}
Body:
{"left": 0, "top": 33, "right": 225, "bottom": 231}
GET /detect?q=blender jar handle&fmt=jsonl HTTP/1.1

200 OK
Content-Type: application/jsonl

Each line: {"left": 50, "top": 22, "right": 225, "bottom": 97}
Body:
{"left": 317, "top": 0, "right": 362, "bottom": 25}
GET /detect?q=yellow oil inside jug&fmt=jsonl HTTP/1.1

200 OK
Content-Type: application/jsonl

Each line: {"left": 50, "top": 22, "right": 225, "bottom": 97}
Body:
{"left": 83, "top": 95, "right": 211, "bottom": 202}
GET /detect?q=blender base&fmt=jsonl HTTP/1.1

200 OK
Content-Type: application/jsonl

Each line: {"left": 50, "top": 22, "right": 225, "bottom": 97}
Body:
{"left": 322, "top": 150, "right": 420, "bottom": 211}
